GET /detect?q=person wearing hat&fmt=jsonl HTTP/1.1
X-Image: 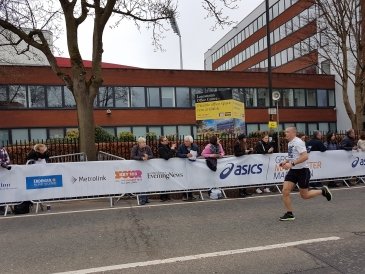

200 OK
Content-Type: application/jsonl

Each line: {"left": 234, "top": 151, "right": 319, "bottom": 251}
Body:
{"left": 233, "top": 133, "right": 253, "bottom": 197}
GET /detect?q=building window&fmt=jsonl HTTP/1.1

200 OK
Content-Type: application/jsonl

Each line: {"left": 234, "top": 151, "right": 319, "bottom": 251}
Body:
{"left": 147, "top": 87, "right": 160, "bottom": 107}
{"left": 0, "top": 86, "right": 7, "bottom": 103}
{"left": 29, "top": 86, "right": 46, "bottom": 108}
{"left": 161, "top": 87, "right": 175, "bottom": 107}
{"left": 178, "top": 126, "right": 192, "bottom": 137}
{"left": 132, "top": 126, "right": 147, "bottom": 137}
{"left": 306, "top": 89, "right": 317, "bottom": 106}
{"left": 280, "top": 89, "right": 294, "bottom": 107}
{"left": 257, "top": 88, "right": 269, "bottom": 107}
{"left": 318, "top": 123, "right": 329, "bottom": 133}
{"left": 308, "top": 123, "right": 318, "bottom": 134}
{"left": 47, "top": 86, "right": 63, "bottom": 107}
{"left": 98, "top": 87, "right": 114, "bottom": 107}
{"left": 176, "top": 87, "right": 190, "bottom": 107}
{"left": 148, "top": 126, "right": 162, "bottom": 137}
{"left": 317, "top": 89, "right": 328, "bottom": 107}
{"left": 328, "top": 90, "right": 335, "bottom": 106}
{"left": 163, "top": 126, "right": 177, "bottom": 137}
{"left": 296, "top": 123, "right": 306, "bottom": 134}
{"left": 191, "top": 87, "right": 205, "bottom": 106}
{"left": 116, "top": 127, "right": 132, "bottom": 137}
{"left": 0, "top": 130, "right": 9, "bottom": 146}
{"left": 130, "top": 87, "right": 145, "bottom": 107}
{"left": 64, "top": 87, "right": 76, "bottom": 107}
{"left": 321, "top": 59, "right": 331, "bottom": 74}
{"left": 115, "top": 87, "right": 129, "bottom": 107}
{"left": 30, "top": 128, "right": 47, "bottom": 141}
{"left": 293, "top": 89, "right": 305, "bottom": 106}
{"left": 49, "top": 128, "right": 64, "bottom": 139}
{"left": 247, "top": 124, "right": 259, "bottom": 135}
{"left": 12, "top": 129, "right": 28, "bottom": 142}
{"left": 9, "top": 85, "right": 27, "bottom": 108}
{"left": 245, "top": 88, "right": 257, "bottom": 107}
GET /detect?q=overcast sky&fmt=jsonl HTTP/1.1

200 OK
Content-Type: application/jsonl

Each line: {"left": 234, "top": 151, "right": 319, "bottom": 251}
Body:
{"left": 55, "top": 0, "right": 263, "bottom": 70}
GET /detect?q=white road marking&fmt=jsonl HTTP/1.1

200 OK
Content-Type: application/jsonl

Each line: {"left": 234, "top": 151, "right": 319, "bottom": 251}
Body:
{"left": 53, "top": 236, "right": 340, "bottom": 274}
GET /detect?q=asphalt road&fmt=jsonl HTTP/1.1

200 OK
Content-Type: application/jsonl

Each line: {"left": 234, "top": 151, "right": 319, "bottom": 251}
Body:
{"left": 1, "top": 186, "right": 365, "bottom": 274}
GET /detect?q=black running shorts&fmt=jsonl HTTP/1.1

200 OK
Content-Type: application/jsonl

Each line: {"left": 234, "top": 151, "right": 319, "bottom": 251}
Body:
{"left": 284, "top": 168, "right": 311, "bottom": 189}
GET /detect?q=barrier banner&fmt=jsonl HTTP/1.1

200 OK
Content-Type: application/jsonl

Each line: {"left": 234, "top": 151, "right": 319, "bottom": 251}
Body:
{"left": 1, "top": 150, "right": 364, "bottom": 203}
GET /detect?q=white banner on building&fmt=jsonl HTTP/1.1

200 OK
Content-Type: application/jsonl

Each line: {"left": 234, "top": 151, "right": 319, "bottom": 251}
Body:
{"left": 1, "top": 150, "right": 364, "bottom": 203}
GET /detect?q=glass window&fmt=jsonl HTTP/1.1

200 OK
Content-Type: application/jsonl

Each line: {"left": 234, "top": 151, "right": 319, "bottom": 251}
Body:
{"left": 296, "top": 123, "right": 306, "bottom": 134}
{"left": 49, "top": 128, "right": 64, "bottom": 139}
{"left": 318, "top": 123, "right": 329, "bottom": 132}
{"left": 0, "top": 130, "right": 9, "bottom": 146}
{"left": 98, "top": 87, "right": 114, "bottom": 107}
{"left": 247, "top": 124, "right": 259, "bottom": 135}
{"left": 329, "top": 123, "right": 336, "bottom": 132}
{"left": 328, "top": 90, "right": 335, "bottom": 106}
{"left": 29, "top": 86, "right": 46, "bottom": 108}
{"left": 306, "top": 89, "right": 317, "bottom": 106}
{"left": 0, "top": 86, "right": 7, "bottom": 103}
{"left": 9, "top": 85, "right": 27, "bottom": 107}
{"left": 147, "top": 87, "right": 160, "bottom": 107}
{"left": 64, "top": 87, "right": 76, "bottom": 107}
{"left": 317, "top": 89, "right": 327, "bottom": 107}
{"left": 12, "top": 129, "right": 28, "bottom": 142}
{"left": 178, "top": 126, "right": 191, "bottom": 137}
{"left": 133, "top": 126, "right": 147, "bottom": 137}
{"left": 102, "top": 127, "right": 115, "bottom": 137}
{"left": 321, "top": 60, "right": 331, "bottom": 74}
{"left": 293, "top": 89, "right": 305, "bottom": 106}
{"left": 148, "top": 126, "right": 162, "bottom": 137}
{"left": 47, "top": 86, "right": 63, "bottom": 107}
{"left": 117, "top": 127, "right": 132, "bottom": 137}
{"left": 30, "top": 128, "right": 47, "bottom": 141}
{"left": 308, "top": 123, "right": 318, "bottom": 134}
{"left": 245, "top": 88, "right": 257, "bottom": 107}
{"left": 280, "top": 89, "right": 294, "bottom": 107}
{"left": 176, "top": 87, "right": 190, "bottom": 107}
{"left": 163, "top": 126, "right": 177, "bottom": 137}
{"left": 191, "top": 87, "right": 205, "bottom": 106}
{"left": 257, "top": 88, "right": 269, "bottom": 107}
{"left": 115, "top": 87, "right": 129, "bottom": 107}
{"left": 259, "top": 123, "right": 269, "bottom": 132}
{"left": 161, "top": 87, "right": 175, "bottom": 107}
{"left": 130, "top": 87, "right": 145, "bottom": 107}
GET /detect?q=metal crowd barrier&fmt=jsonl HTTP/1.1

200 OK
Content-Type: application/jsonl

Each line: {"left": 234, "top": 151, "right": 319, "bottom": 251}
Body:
{"left": 97, "top": 151, "right": 125, "bottom": 161}
{"left": 49, "top": 152, "right": 88, "bottom": 163}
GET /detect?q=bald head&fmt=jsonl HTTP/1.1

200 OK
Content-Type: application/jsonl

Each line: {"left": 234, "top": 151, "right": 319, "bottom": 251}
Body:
{"left": 285, "top": 127, "right": 297, "bottom": 141}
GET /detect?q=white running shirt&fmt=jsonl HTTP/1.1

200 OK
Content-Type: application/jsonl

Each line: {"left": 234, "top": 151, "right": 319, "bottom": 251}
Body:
{"left": 287, "top": 136, "right": 308, "bottom": 169}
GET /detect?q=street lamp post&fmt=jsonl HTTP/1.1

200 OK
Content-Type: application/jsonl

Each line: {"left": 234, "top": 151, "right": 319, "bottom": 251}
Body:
{"left": 169, "top": 14, "right": 183, "bottom": 70}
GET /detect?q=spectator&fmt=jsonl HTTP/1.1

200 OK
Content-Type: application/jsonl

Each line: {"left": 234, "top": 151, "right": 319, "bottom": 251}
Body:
{"left": 0, "top": 146, "right": 11, "bottom": 170}
{"left": 324, "top": 131, "right": 339, "bottom": 150}
{"left": 202, "top": 135, "right": 225, "bottom": 171}
{"left": 297, "top": 132, "right": 307, "bottom": 143}
{"left": 306, "top": 131, "right": 327, "bottom": 152}
{"left": 26, "top": 144, "right": 50, "bottom": 164}
{"left": 254, "top": 133, "right": 274, "bottom": 194}
{"left": 0, "top": 146, "right": 11, "bottom": 215}
{"left": 130, "top": 137, "right": 154, "bottom": 205}
{"left": 158, "top": 136, "right": 177, "bottom": 201}
{"left": 357, "top": 132, "right": 365, "bottom": 151}
{"left": 340, "top": 128, "right": 357, "bottom": 151}
{"left": 233, "top": 133, "right": 253, "bottom": 197}
{"left": 177, "top": 135, "right": 200, "bottom": 201}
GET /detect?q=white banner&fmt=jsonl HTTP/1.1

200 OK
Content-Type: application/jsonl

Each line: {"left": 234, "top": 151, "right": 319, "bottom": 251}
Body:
{"left": 1, "top": 150, "right": 364, "bottom": 203}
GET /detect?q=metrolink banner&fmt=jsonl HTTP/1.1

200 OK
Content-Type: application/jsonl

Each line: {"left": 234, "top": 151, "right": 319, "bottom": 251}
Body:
{"left": 1, "top": 150, "right": 364, "bottom": 203}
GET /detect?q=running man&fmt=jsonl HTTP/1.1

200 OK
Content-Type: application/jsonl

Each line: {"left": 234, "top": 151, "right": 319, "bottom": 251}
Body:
{"left": 279, "top": 127, "right": 332, "bottom": 221}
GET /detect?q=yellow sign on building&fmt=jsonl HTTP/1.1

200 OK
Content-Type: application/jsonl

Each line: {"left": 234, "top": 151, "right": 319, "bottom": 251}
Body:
{"left": 195, "top": 99, "right": 245, "bottom": 120}
{"left": 268, "top": 121, "right": 277, "bottom": 129}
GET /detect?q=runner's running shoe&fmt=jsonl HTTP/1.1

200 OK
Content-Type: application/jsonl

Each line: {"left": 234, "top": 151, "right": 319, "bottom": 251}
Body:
{"left": 279, "top": 212, "right": 295, "bottom": 221}
{"left": 321, "top": 186, "right": 332, "bottom": 201}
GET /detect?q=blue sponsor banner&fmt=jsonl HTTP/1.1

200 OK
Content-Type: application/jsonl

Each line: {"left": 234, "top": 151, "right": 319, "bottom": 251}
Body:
{"left": 26, "top": 175, "right": 63, "bottom": 189}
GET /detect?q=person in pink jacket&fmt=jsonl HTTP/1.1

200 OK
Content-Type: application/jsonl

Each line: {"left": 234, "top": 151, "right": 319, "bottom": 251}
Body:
{"left": 202, "top": 135, "right": 225, "bottom": 172}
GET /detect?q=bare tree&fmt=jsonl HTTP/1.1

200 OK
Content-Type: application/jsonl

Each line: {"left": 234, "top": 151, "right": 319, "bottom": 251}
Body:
{"left": 0, "top": 0, "right": 240, "bottom": 160}
{"left": 297, "top": 0, "right": 364, "bottom": 130}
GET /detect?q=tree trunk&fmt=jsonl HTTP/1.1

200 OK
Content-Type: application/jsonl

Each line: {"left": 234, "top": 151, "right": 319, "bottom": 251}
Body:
{"left": 73, "top": 83, "right": 97, "bottom": 161}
